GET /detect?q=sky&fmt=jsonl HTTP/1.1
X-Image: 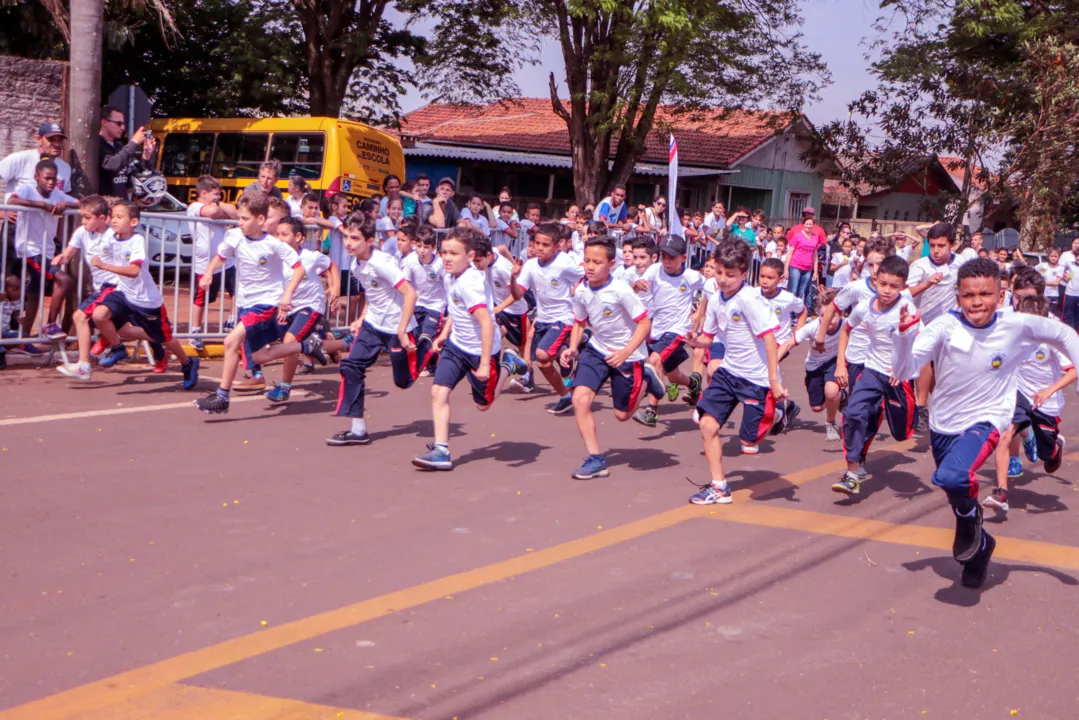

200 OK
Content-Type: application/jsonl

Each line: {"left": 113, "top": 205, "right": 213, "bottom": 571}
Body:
{"left": 398, "top": 0, "right": 886, "bottom": 128}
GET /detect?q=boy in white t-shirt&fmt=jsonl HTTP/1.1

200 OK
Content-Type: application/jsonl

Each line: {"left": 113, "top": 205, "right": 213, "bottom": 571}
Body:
{"left": 8, "top": 159, "right": 77, "bottom": 340}
{"left": 490, "top": 202, "right": 522, "bottom": 257}
{"left": 459, "top": 194, "right": 491, "bottom": 236}
{"left": 411, "top": 229, "right": 529, "bottom": 471}
{"left": 402, "top": 224, "right": 448, "bottom": 375}
{"left": 186, "top": 175, "right": 238, "bottom": 351}
{"left": 780, "top": 287, "right": 843, "bottom": 441}
{"left": 1036, "top": 246, "right": 1066, "bottom": 317}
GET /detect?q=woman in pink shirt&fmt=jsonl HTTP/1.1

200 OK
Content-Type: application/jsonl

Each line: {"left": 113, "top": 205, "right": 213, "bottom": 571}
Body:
{"left": 784, "top": 207, "right": 827, "bottom": 300}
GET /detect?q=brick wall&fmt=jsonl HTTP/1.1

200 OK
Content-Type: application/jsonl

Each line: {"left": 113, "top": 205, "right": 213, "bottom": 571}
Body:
{"left": 0, "top": 55, "right": 67, "bottom": 193}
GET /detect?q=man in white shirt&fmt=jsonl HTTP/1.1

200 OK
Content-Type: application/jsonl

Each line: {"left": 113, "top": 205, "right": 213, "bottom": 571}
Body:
{"left": 0, "top": 122, "right": 73, "bottom": 198}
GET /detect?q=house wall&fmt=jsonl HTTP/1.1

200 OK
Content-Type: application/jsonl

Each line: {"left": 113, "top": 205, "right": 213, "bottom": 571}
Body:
{"left": 856, "top": 192, "right": 944, "bottom": 222}
{"left": 721, "top": 133, "right": 826, "bottom": 220}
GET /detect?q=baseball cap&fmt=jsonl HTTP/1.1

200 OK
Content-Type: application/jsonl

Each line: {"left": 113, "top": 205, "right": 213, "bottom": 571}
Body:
{"left": 802, "top": 206, "right": 816, "bottom": 215}
{"left": 658, "top": 234, "right": 687, "bottom": 257}
{"left": 38, "top": 122, "right": 66, "bottom": 138}
{"left": 437, "top": 176, "right": 456, "bottom": 189}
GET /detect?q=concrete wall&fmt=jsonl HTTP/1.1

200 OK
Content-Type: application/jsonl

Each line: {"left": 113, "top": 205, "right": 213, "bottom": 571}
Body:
{"left": 737, "top": 132, "right": 819, "bottom": 174}
{"left": 0, "top": 55, "right": 67, "bottom": 193}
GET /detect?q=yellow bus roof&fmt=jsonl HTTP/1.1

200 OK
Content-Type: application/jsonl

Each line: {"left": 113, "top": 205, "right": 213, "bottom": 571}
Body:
{"left": 149, "top": 117, "right": 401, "bottom": 149}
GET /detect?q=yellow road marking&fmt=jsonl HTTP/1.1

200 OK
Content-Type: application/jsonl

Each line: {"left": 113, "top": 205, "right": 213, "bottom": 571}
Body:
{"left": 706, "top": 504, "right": 1079, "bottom": 570}
{"left": 0, "top": 505, "right": 698, "bottom": 720}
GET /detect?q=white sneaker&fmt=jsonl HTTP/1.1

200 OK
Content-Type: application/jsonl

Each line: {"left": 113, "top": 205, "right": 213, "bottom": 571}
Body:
{"left": 57, "top": 363, "right": 92, "bottom": 381}
{"left": 825, "top": 422, "right": 840, "bottom": 442}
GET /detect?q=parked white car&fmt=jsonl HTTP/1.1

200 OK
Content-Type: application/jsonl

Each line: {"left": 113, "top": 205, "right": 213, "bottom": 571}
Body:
{"left": 140, "top": 194, "right": 193, "bottom": 270}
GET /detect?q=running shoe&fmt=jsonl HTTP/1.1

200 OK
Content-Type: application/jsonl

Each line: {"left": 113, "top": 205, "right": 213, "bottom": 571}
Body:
{"left": 855, "top": 464, "right": 868, "bottom": 481}
{"left": 181, "top": 357, "right": 200, "bottom": 390}
{"left": 1045, "top": 436, "right": 1066, "bottom": 474}
{"left": 189, "top": 337, "right": 205, "bottom": 352}
{"left": 298, "top": 360, "right": 316, "bottom": 375}
{"left": 1020, "top": 429, "right": 1038, "bottom": 463}
{"left": 16, "top": 343, "right": 45, "bottom": 355}
{"left": 549, "top": 394, "right": 574, "bottom": 415}
{"left": 666, "top": 382, "right": 680, "bottom": 402}
{"left": 783, "top": 400, "right": 801, "bottom": 432}
{"left": 915, "top": 405, "right": 929, "bottom": 433}
{"left": 57, "top": 363, "right": 92, "bottom": 381}
{"left": 953, "top": 505, "right": 983, "bottom": 563}
{"left": 689, "top": 483, "right": 732, "bottom": 505}
{"left": 153, "top": 358, "right": 168, "bottom": 373}
{"left": 98, "top": 344, "right": 129, "bottom": 368}
{"left": 1006, "top": 456, "right": 1023, "bottom": 479}
{"left": 682, "top": 372, "right": 703, "bottom": 406}
{"left": 412, "top": 445, "right": 452, "bottom": 470}
{"left": 302, "top": 333, "right": 329, "bottom": 366}
{"left": 326, "top": 430, "right": 370, "bottom": 446}
{"left": 741, "top": 443, "right": 760, "bottom": 455}
{"left": 223, "top": 318, "right": 235, "bottom": 332}
{"left": 831, "top": 472, "right": 861, "bottom": 496}
{"left": 769, "top": 404, "right": 788, "bottom": 435}
{"left": 42, "top": 322, "right": 66, "bottom": 339}
{"left": 233, "top": 372, "right": 266, "bottom": 393}
{"left": 982, "top": 487, "right": 1009, "bottom": 514}
{"left": 419, "top": 368, "right": 433, "bottom": 378}
{"left": 633, "top": 405, "right": 659, "bottom": 428}
{"left": 194, "top": 392, "right": 230, "bottom": 414}
{"left": 510, "top": 372, "right": 535, "bottom": 393}
{"left": 500, "top": 347, "right": 529, "bottom": 376}
{"left": 961, "top": 531, "right": 995, "bottom": 589}
{"left": 572, "top": 454, "right": 610, "bottom": 480}
{"left": 265, "top": 383, "right": 290, "bottom": 403}
{"left": 90, "top": 337, "right": 108, "bottom": 356}
{"left": 825, "top": 421, "right": 841, "bottom": 442}
{"left": 643, "top": 363, "right": 666, "bottom": 399}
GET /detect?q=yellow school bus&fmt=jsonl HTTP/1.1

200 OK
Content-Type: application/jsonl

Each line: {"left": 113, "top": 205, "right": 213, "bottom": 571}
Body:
{"left": 149, "top": 117, "right": 405, "bottom": 206}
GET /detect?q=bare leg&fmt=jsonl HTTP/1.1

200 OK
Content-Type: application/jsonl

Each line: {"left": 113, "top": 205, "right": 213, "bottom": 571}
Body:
{"left": 572, "top": 386, "right": 601, "bottom": 455}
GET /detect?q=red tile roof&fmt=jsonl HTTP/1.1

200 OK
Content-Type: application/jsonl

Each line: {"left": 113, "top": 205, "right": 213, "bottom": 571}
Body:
{"left": 399, "top": 98, "right": 798, "bottom": 169}
{"left": 938, "top": 155, "right": 990, "bottom": 191}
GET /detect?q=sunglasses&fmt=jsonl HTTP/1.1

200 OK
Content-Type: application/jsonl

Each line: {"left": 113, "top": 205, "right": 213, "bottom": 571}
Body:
{"left": 105, "top": 118, "right": 126, "bottom": 126}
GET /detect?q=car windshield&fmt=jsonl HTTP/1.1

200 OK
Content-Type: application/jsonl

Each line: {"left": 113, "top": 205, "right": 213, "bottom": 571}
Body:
{"left": 144, "top": 194, "right": 188, "bottom": 213}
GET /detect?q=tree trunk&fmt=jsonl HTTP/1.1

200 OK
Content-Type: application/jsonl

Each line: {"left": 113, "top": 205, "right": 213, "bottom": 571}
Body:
{"left": 69, "top": 0, "right": 105, "bottom": 195}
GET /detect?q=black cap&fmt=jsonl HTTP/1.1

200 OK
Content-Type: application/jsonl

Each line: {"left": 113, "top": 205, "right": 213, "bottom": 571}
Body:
{"left": 658, "top": 234, "right": 687, "bottom": 257}
{"left": 927, "top": 222, "right": 955, "bottom": 241}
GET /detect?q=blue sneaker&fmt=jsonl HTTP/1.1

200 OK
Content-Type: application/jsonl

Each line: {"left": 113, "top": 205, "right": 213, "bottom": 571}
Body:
{"left": 642, "top": 363, "right": 666, "bottom": 400}
{"left": 1021, "top": 430, "right": 1039, "bottom": 463}
{"left": 98, "top": 344, "right": 129, "bottom": 368}
{"left": 181, "top": 356, "right": 200, "bottom": 390}
{"left": 265, "top": 383, "right": 291, "bottom": 403}
{"left": 16, "top": 343, "right": 45, "bottom": 356}
{"left": 689, "top": 483, "right": 732, "bottom": 505}
{"left": 412, "top": 445, "right": 452, "bottom": 471}
{"left": 1007, "top": 456, "right": 1024, "bottom": 479}
{"left": 549, "top": 393, "right": 574, "bottom": 415}
{"left": 499, "top": 347, "right": 529, "bottom": 376}
{"left": 572, "top": 454, "right": 609, "bottom": 480}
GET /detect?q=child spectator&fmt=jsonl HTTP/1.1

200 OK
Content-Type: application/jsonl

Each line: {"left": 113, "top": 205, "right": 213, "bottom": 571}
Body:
{"left": 459, "top": 194, "right": 491, "bottom": 236}
{"left": 186, "top": 175, "right": 239, "bottom": 350}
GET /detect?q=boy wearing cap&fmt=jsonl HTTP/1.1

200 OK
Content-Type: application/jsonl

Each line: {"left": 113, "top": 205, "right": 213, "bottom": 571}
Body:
{"left": 0, "top": 122, "right": 73, "bottom": 197}
{"left": 631, "top": 234, "right": 705, "bottom": 427}
{"left": 420, "top": 177, "right": 460, "bottom": 228}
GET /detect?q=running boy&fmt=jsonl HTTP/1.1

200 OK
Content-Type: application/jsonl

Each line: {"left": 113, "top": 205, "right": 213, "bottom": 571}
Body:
{"left": 52, "top": 194, "right": 115, "bottom": 359}
{"left": 327, "top": 214, "right": 419, "bottom": 446}
{"left": 509, "top": 222, "right": 583, "bottom": 415}
{"left": 474, "top": 234, "right": 530, "bottom": 359}
{"left": 687, "top": 240, "right": 786, "bottom": 505}
{"left": 558, "top": 236, "right": 666, "bottom": 480}
{"left": 891, "top": 258, "right": 1079, "bottom": 587}
{"left": 780, "top": 287, "right": 843, "bottom": 441}
{"left": 402, "top": 224, "right": 447, "bottom": 375}
{"left": 411, "top": 230, "right": 529, "bottom": 470}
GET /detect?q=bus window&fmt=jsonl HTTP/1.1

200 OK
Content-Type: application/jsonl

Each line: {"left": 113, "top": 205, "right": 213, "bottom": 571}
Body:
{"left": 211, "top": 133, "right": 269, "bottom": 179}
{"left": 160, "top": 132, "right": 215, "bottom": 177}
{"left": 270, "top": 133, "right": 325, "bottom": 181}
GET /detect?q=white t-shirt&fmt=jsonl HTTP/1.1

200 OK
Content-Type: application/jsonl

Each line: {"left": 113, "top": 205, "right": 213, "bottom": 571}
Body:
{"left": 459, "top": 208, "right": 491, "bottom": 236}
{"left": 105, "top": 233, "right": 163, "bottom": 310}
{"left": 702, "top": 212, "right": 725, "bottom": 238}
{"left": 327, "top": 216, "right": 348, "bottom": 269}
{"left": 958, "top": 247, "right": 979, "bottom": 265}
{"left": 1016, "top": 327, "right": 1073, "bottom": 417}
{"left": 1060, "top": 251, "right": 1079, "bottom": 296}
{"left": 702, "top": 283, "right": 779, "bottom": 388}
{"left": 445, "top": 265, "right": 499, "bottom": 356}
{"left": 846, "top": 291, "right": 917, "bottom": 376}
{"left": 0, "top": 150, "right": 72, "bottom": 196}
{"left": 517, "top": 219, "right": 536, "bottom": 259}
{"left": 290, "top": 248, "right": 332, "bottom": 313}
{"left": 491, "top": 218, "right": 519, "bottom": 254}
{"left": 516, "top": 253, "right": 584, "bottom": 324}
{"left": 641, "top": 264, "right": 704, "bottom": 338}
{"left": 186, "top": 202, "right": 233, "bottom": 274}
{"left": 351, "top": 249, "right": 415, "bottom": 334}
{"left": 1037, "top": 262, "right": 1066, "bottom": 298}
{"left": 702, "top": 276, "right": 719, "bottom": 305}
{"left": 572, "top": 278, "right": 649, "bottom": 363}
{"left": 896, "top": 244, "right": 912, "bottom": 263}
{"left": 832, "top": 276, "right": 877, "bottom": 364}
{"left": 286, "top": 195, "right": 304, "bottom": 217}
{"left": 894, "top": 310, "right": 1079, "bottom": 434}
{"left": 486, "top": 253, "right": 528, "bottom": 316}
{"left": 758, "top": 288, "right": 805, "bottom": 344}
{"left": 68, "top": 227, "right": 118, "bottom": 291}
{"left": 644, "top": 207, "right": 665, "bottom": 232}
{"left": 832, "top": 264, "right": 853, "bottom": 289}
{"left": 375, "top": 217, "right": 398, "bottom": 254}
{"left": 12, "top": 182, "right": 75, "bottom": 259}
{"left": 907, "top": 254, "right": 961, "bottom": 323}
{"left": 217, "top": 229, "right": 300, "bottom": 308}
{"left": 402, "top": 252, "right": 447, "bottom": 312}
{"left": 794, "top": 317, "right": 842, "bottom": 371}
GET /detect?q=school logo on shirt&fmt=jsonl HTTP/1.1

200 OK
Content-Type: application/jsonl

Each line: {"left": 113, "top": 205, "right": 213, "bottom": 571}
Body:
{"left": 369, "top": 279, "right": 379, "bottom": 288}
{"left": 988, "top": 352, "right": 1006, "bottom": 371}
{"left": 494, "top": 281, "right": 502, "bottom": 288}
{"left": 1035, "top": 349, "right": 1047, "bottom": 361}
{"left": 602, "top": 306, "right": 613, "bottom": 317}
{"left": 428, "top": 272, "right": 437, "bottom": 280}
{"left": 258, "top": 257, "right": 267, "bottom": 266}
{"left": 679, "top": 283, "right": 688, "bottom": 293}
{"left": 774, "top": 308, "right": 782, "bottom": 318}
{"left": 550, "top": 278, "right": 559, "bottom": 287}
{"left": 452, "top": 293, "right": 463, "bottom": 305}
{"left": 731, "top": 312, "right": 743, "bottom": 323}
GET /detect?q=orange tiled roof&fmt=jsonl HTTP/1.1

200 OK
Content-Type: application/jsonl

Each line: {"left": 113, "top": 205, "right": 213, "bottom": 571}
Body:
{"left": 399, "top": 98, "right": 797, "bottom": 168}
{"left": 938, "top": 155, "right": 990, "bottom": 191}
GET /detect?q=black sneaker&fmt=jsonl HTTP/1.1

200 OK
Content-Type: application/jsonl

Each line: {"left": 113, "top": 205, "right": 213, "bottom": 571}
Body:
{"left": 783, "top": 400, "right": 800, "bottom": 432}
{"left": 302, "top": 333, "right": 329, "bottom": 366}
{"left": 915, "top": 405, "right": 929, "bottom": 433}
{"left": 1045, "top": 436, "right": 1066, "bottom": 475}
{"left": 953, "top": 505, "right": 983, "bottom": 563}
{"left": 326, "top": 430, "right": 371, "bottom": 446}
{"left": 961, "top": 531, "right": 995, "bottom": 588}
{"left": 194, "top": 392, "right": 230, "bottom": 415}
{"left": 682, "top": 372, "right": 703, "bottom": 406}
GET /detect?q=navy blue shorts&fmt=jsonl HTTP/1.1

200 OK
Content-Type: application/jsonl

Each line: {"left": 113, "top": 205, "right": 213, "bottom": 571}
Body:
{"left": 1012, "top": 392, "right": 1061, "bottom": 461}
{"left": 497, "top": 311, "right": 529, "bottom": 350}
{"left": 647, "top": 332, "right": 688, "bottom": 373}
{"left": 530, "top": 320, "right": 571, "bottom": 362}
{"left": 413, "top": 306, "right": 444, "bottom": 340}
{"left": 194, "top": 267, "right": 236, "bottom": 307}
{"left": 805, "top": 357, "right": 838, "bottom": 408}
{"left": 433, "top": 340, "right": 501, "bottom": 406}
{"left": 278, "top": 308, "right": 323, "bottom": 342}
{"left": 845, "top": 361, "right": 865, "bottom": 392}
{"left": 339, "top": 269, "right": 363, "bottom": 298}
{"left": 706, "top": 341, "right": 725, "bottom": 363}
{"left": 240, "top": 304, "right": 280, "bottom": 354}
{"left": 572, "top": 346, "right": 646, "bottom": 413}
{"left": 101, "top": 291, "right": 173, "bottom": 344}
{"left": 696, "top": 366, "right": 776, "bottom": 444}
{"left": 930, "top": 421, "right": 1000, "bottom": 504}
{"left": 79, "top": 284, "right": 116, "bottom": 315}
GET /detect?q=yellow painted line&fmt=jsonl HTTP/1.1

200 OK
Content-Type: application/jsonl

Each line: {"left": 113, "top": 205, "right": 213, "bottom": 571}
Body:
{"left": 0, "top": 504, "right": 699, "bottom": 720}
{"left": 67, "top": 683, "right": 404, "bottom": 720}
{"left": 705, "top": 503, "right": 1079, "bottom": 570}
